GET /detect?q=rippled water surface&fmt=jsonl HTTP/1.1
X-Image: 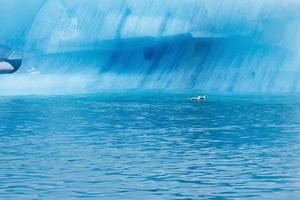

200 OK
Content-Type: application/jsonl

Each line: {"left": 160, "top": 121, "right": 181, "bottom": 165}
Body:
{"left": 1, "top": 93, "right": 300, "bottom": 199}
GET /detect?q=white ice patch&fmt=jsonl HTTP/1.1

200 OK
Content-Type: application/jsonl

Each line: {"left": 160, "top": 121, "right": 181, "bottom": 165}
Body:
{"left": 0, "top": 74, "right": 96, "bottom": 96}
{"left": 0, "top": 61, "right": 14, "bottom": 73}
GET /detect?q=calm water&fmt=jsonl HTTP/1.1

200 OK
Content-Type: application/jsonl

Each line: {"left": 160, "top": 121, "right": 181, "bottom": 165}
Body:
{"left": 1, "top": 92, "right": 300, "bottom": 199}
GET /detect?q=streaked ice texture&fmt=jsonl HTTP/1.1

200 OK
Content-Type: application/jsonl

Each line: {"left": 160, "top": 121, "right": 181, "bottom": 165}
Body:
{"left": 0, "top": 0, "right": 300, "bottom": 94}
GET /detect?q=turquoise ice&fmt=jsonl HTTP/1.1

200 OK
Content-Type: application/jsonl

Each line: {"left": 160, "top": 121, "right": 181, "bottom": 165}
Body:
{"left": 0, "top": 0, "right": 299, "bottom": 93}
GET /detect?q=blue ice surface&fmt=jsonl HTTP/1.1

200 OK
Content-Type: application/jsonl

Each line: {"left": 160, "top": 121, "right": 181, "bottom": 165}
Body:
{"left": 0, "top": 0, "right": 300, "bottom": 92}
{"left": 1, "top": 92, "right": 300, "bottom": 199}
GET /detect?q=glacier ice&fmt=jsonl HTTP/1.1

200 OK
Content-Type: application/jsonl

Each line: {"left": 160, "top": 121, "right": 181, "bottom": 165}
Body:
{"left": 0, "top": 0, "right": 300, "bottom": 94}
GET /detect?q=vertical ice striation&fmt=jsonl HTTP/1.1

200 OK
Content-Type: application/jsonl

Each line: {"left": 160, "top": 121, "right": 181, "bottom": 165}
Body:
{"left": 0, "top": 0, "right": 299, "bottom": 94}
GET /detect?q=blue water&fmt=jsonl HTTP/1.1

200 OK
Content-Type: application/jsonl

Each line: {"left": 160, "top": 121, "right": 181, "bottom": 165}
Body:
{"left": 1, "top": 92, "right": 300, "bottom": 199}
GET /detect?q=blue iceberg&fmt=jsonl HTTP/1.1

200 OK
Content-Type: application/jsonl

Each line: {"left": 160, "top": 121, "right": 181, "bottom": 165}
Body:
{"left": 0, "top": 0, "right": 299, "bottom": 93}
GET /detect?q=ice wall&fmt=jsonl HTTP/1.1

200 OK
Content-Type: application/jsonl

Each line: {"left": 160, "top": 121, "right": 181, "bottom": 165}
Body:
{"left": 0, "top": 0, "right": 300, "bottom": 94}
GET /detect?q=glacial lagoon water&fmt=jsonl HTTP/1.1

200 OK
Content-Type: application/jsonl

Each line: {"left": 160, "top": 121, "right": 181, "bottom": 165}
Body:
{"left": 1, "top": 92, "right": 300, "bottom": 199}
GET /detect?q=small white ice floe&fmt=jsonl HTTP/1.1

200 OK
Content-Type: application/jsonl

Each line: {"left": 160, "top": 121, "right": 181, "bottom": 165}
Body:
{"left": 191, "top": 95, "right": 206, "bottom": 101}
{"left": 0, "top": 59, "right": 22, "bottom": 74}
{"left": 27, "top": 67, "right": 40, "bottom": 75}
